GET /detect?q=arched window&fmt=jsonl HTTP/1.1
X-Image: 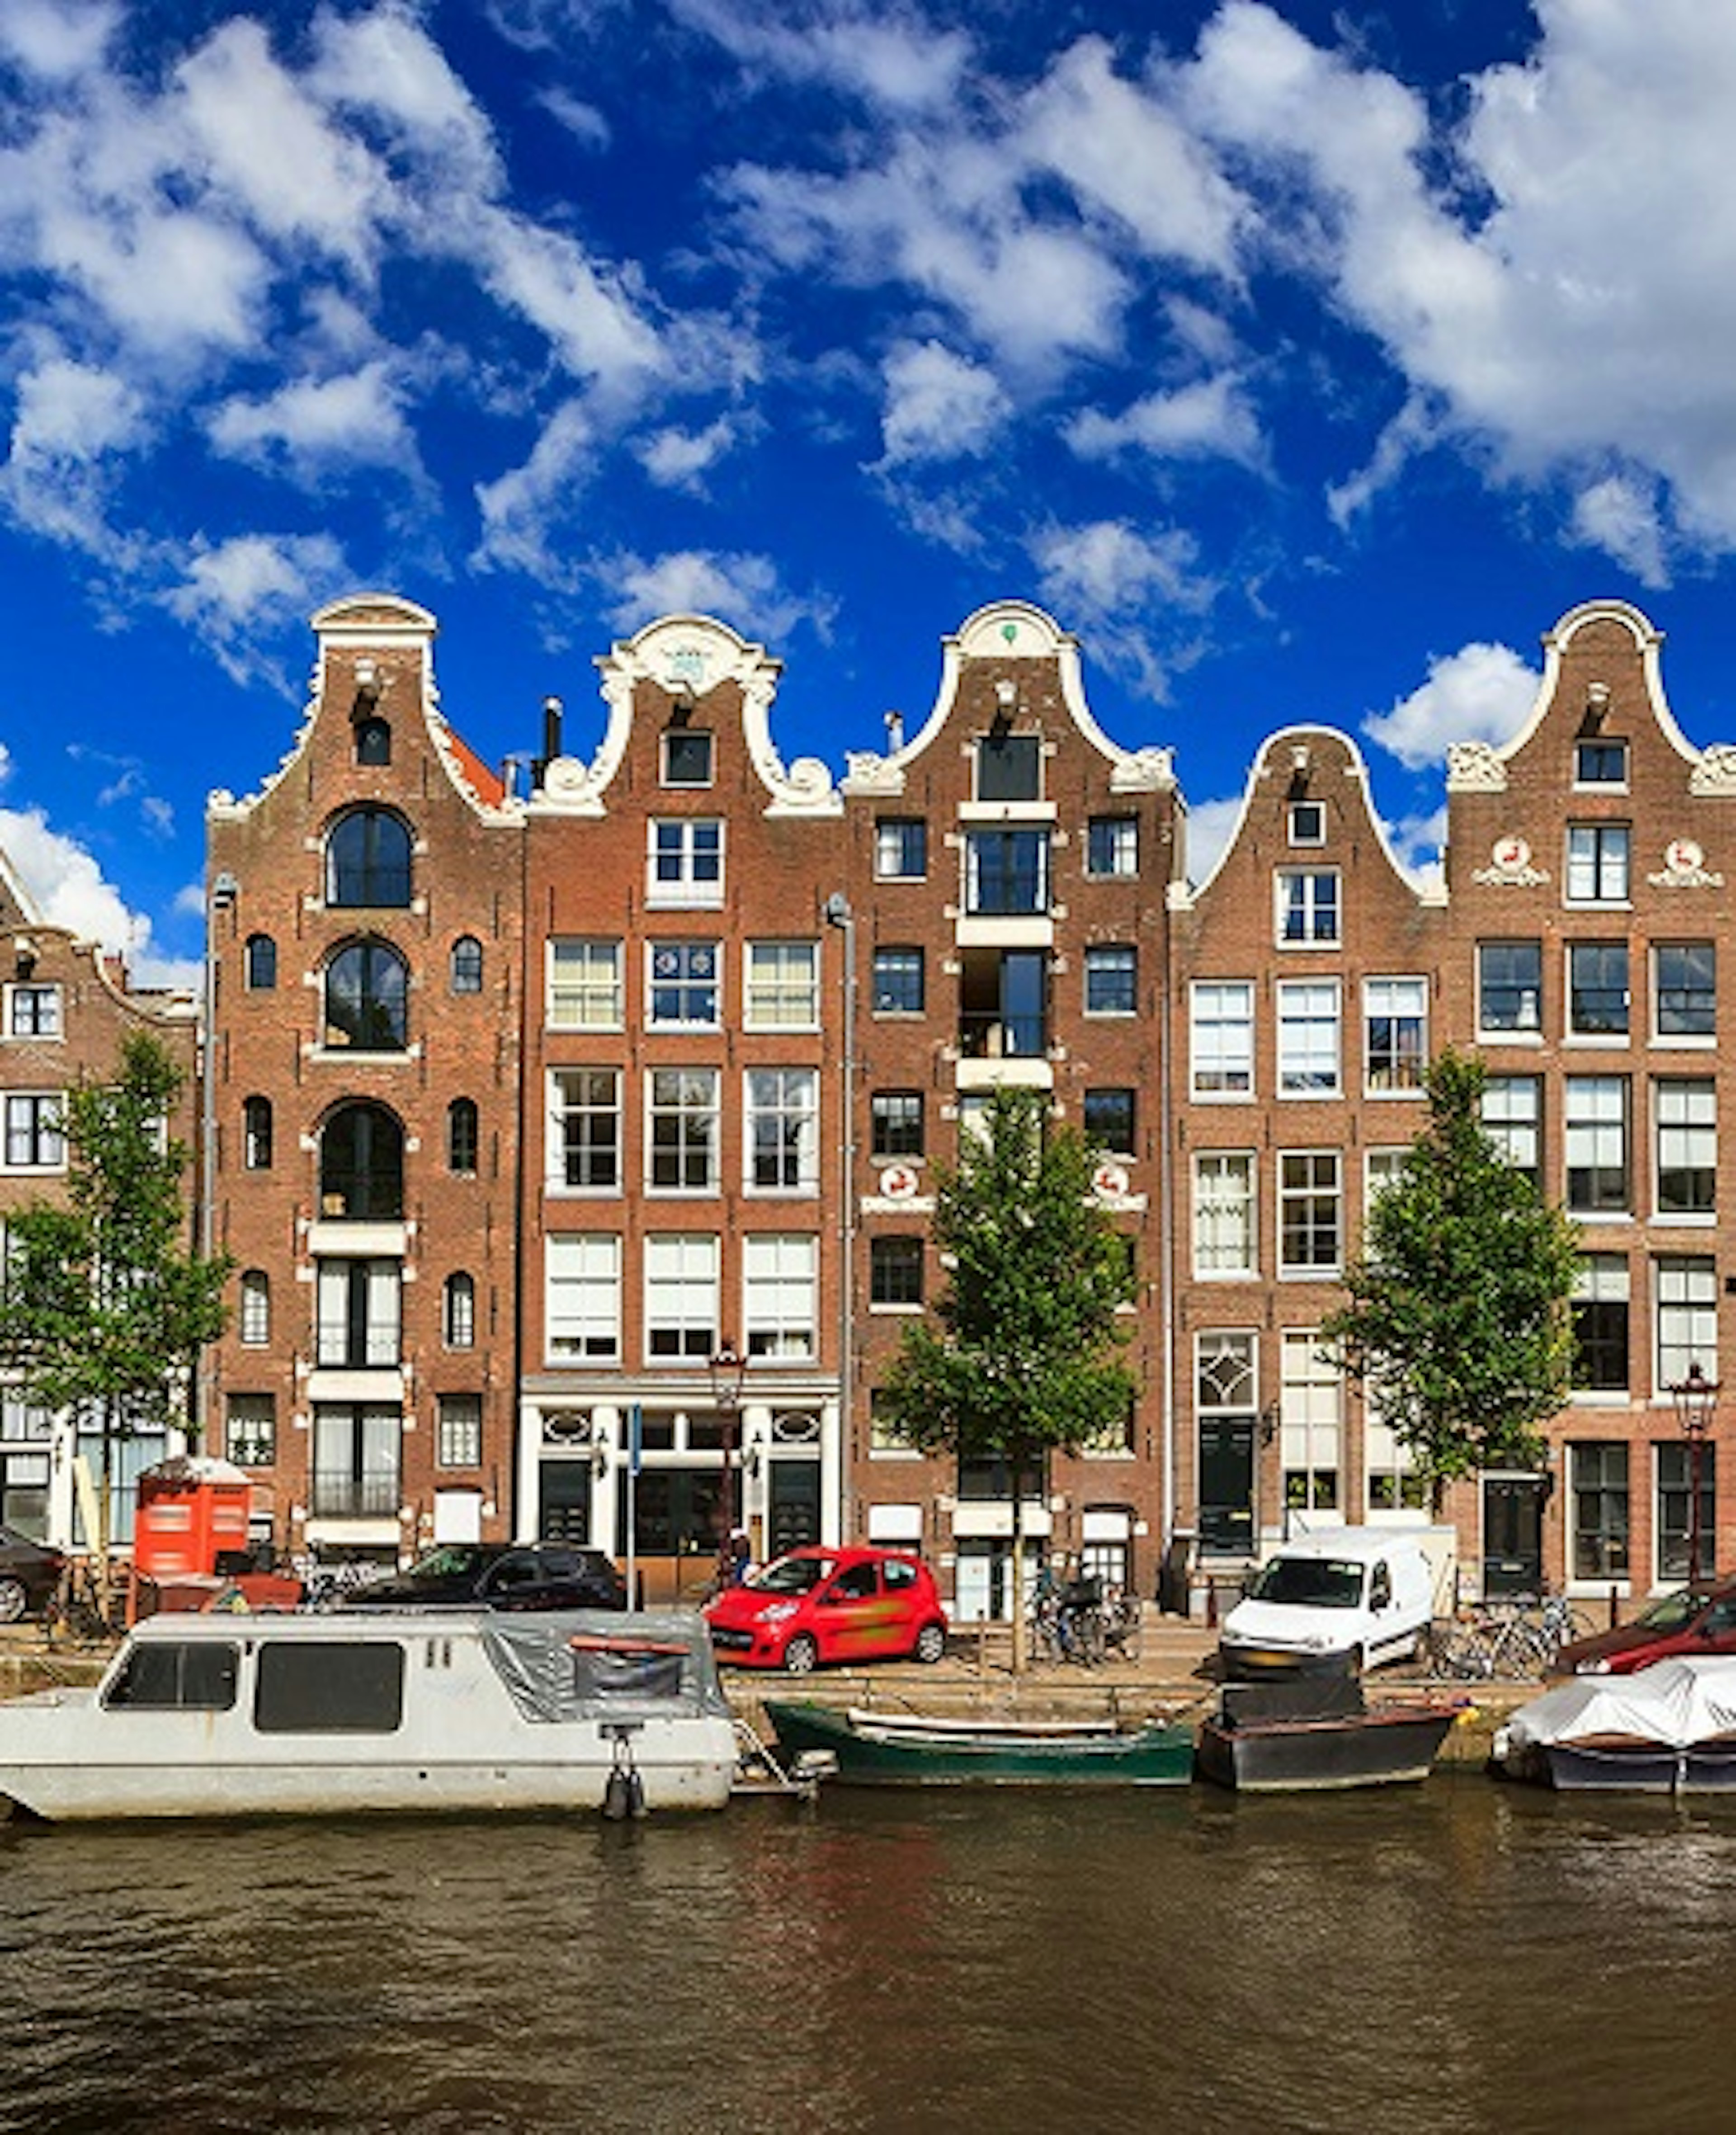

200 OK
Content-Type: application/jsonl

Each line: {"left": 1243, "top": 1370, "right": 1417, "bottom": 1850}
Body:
{"left": 245, "top": 934, "right": 277, "bottom": 990}
{"left": 354, "top": 716, "right": 391, "bottom": 767}
{"left": 325, "top": 806, "right": 412, "bottom": 907}
{"left": 450, "top": 936, "right": 483, "bottom": 994}
{"left": 443, "top": 1271, "right": 476, "bottom": 1348}
{"left": 240, "top": 1269, "right": 270, "bottom": 1346}
{"left": 243, "top": 1095, "right": 273, "bottom": 1170}
{"left": 324, "top": 940, "right": 408, "bottom": 1051}
{"left": 448, "top": 1097, "right": 479, "bottom": 1175}
{"left": 319, "top": 1101, "right": 404, "bottom": 1219}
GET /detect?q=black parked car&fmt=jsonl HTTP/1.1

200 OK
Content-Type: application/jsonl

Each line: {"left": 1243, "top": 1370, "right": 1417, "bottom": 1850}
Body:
{"left": 0, "top": 1525, "right": 66, "bottom": 1623}
{"left": 341, "top": 1542, "right": 627, "bottom": 1613}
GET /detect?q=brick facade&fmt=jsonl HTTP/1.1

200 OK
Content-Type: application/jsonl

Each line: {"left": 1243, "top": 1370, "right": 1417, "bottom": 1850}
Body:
{"left": 186, "top": 589, "right": 1736, "bottom": 1613}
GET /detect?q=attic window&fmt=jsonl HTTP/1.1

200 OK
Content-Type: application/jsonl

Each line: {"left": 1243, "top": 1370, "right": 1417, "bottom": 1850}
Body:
{"left": 355, "top": 717, "right": 391, "bottom": 767}
{"left": 1289, "top": 801, "right": 1326, "bottom": 847}
{"left": 1575, "top": 739, "right": 1627, "bottom": 787}
{"left": 663, "top": 730, "right": 713, "bottom": 787}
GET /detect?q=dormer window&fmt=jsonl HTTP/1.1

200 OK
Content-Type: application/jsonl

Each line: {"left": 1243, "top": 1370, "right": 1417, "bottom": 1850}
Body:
{"left": 663, "top": 729, "right": 713, "bottom": 787}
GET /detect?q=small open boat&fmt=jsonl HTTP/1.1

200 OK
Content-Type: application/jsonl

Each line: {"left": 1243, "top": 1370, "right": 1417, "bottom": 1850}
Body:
{"left": 1492, "top": 1655, "right": 1736, "bottom": 1792}
{"left": 761, "top": 1698, "right": 1194, "bottom": 1786}
{"left": 1195, "top": 1674, "right": 1466, "bottom": 1792}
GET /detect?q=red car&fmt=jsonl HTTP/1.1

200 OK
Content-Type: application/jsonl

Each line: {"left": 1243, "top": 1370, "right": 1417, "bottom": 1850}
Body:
{"left": 1551, "top": 1579, "right": 1736, "bottom": 1676}
{"left": 705, "top": 1545, "right": 948, "bottom": 1673}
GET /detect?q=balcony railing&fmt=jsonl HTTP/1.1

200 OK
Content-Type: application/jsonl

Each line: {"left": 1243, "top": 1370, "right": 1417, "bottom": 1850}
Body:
{"left": 311, "top": 1470, "right": 400, "bottom": 1518}
{"left": 958, "top": 1012, "right": 1047, "bottom": 1060}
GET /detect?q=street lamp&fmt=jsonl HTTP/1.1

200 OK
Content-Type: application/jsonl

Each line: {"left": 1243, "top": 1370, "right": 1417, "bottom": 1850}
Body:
{"left": 709, "top": 1338, "right": 749, "bottom": 1585}
{"left": 1669, "top": 1360, "right": 1719, "bottom": 1588}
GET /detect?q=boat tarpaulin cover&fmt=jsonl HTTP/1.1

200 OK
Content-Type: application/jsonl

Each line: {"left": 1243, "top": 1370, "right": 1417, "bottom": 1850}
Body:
{"left": 483, "top": 1610, "right": 731, "bottom": 1723}
{"left": 1506, "top": 1656, "right": 1736, "bottom": 1750}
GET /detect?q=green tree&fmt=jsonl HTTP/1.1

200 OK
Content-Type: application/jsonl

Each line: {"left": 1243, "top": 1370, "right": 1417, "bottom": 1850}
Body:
{"left": 876, "top": 1085, "right": 1137, "bottom": 1667}
{"left": 0, "top": 1032, "right": 231, "bottom": 1599}
{"left": 1318, "top": 1048, "right": 1580, "bottom": 1509}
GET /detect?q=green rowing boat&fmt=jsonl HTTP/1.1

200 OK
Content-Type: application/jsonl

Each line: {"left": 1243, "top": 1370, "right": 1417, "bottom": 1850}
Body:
{"left": 762, "top": 1699, "right": 1194, "bottom": 1786}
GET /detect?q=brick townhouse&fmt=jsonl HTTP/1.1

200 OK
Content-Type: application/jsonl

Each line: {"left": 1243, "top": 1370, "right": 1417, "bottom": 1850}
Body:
{"left": 203, "top": 594, "right": 525, "bottom": 1571}
{"left": 0, "top": 848, "right": 198, "bottom": 1546}
{"left": 179, "top": 589, "right": 1736, "bottom": 1614}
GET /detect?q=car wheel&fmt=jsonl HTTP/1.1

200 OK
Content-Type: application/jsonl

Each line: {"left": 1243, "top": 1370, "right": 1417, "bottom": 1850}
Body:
{"left": 913, "top": 1621, "right": 946, "bottom": 1664}
{"left": 0, "top": 1576, "right": 26, "bottom": 1624}
{"left": 1340, "top": 1645, "right": 1364, "bottom": 1680}
{"left": 782, "top": 1632, "right": 820, "bottom": 1676}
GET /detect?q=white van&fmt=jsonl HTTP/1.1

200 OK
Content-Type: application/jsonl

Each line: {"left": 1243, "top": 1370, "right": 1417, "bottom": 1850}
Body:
{"left": 1218, "top": 1528, "right": 1438, "bottom": 1680}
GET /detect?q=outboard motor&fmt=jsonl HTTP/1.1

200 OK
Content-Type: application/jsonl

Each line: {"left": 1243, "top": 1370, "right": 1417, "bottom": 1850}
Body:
{"left": 600, "top": 1723, "right": 647, "bottom": 1821}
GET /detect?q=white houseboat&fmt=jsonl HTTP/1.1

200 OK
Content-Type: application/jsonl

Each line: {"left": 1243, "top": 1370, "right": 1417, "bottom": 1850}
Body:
{"left": 0, "top": 1607, "right": 739, "bottom": 1821}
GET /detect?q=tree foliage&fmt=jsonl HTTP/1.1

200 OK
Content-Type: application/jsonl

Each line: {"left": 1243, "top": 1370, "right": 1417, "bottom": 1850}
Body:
{"left": 0, "top": 1032, "right": 231, "bottom": 1460}
{"left": 1318, "top": 1048, "right": 1580, "bottom": 1501}
{"left": 877, "top": 1086, "right": 1137, "bottom": 1479}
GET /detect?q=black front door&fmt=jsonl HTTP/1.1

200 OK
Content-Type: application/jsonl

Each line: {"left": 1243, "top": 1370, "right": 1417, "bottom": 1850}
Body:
{"left": 1483, "top": 1474, "right": 1546, "bottom": 1595}
{"left": 1199, "top": 1418, "right": 1255, "bottom": 1557}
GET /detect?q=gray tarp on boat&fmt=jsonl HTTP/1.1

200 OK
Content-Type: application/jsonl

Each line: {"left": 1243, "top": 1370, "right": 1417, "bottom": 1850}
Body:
{"left": 1504, "top": 1655, "right": 1736, "bottom": 1753}
{"left": 483, "top": 1610, "right": 731, "bottom": 1723}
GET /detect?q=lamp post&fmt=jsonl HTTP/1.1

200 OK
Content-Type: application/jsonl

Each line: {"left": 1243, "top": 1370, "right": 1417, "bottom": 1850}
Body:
{"left": 709, "top": 1338, "right": 748, "bottom": 1586}
{"left": 1669, "top": 1360, "right": 1719, "bottom": 1588}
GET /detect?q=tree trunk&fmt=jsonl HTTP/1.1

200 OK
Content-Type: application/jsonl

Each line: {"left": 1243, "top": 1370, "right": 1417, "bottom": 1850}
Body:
{"left": 1010, "top": 1450, "right": 1030, "bottom": 1673}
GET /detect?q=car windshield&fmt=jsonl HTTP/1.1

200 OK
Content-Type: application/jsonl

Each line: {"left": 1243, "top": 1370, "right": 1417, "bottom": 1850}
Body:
{"left": 1248, "top": 1557, "right": 1365, "bottom": 1609}
{"left": 1630, "top": 1589, "right": 1705, "bottom": 1631}
{"left": 746, "top": 1555, "right": 835, "bottom": 1595}
{"left": 406, "top": 1546, "right": 490, "bottom": 1581}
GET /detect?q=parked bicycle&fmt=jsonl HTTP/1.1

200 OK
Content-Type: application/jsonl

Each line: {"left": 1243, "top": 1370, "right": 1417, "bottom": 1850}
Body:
{"left": 1028, "top": 1580, "right": 1143, "bottom": 1666}
{"left": 1424, "top": 1592, "right": 1596, "bottom": 1681}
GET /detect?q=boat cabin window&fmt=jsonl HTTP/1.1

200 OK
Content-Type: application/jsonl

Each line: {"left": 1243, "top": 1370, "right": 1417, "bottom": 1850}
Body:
{"left": 1247, "top": 1556, "right": 1364, "bottom": 1610}
{"left": 105, "top": 1641, "right": 240, "bottom": 1711}
{"left": 254, "top": 1641, "right": 406, "bottom": 1733}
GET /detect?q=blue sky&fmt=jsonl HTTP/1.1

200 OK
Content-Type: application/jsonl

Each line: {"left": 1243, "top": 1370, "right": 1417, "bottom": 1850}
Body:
{"left": 4, "top": 0, "right": 1736, "bottom": 986}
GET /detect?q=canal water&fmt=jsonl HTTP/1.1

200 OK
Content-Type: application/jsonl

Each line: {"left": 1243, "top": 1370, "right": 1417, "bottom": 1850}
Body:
{"left": 2, "top": 1772, "right": 1729, "bottom": 2134}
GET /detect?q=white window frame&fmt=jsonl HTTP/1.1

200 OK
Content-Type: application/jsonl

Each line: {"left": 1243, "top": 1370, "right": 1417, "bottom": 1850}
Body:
{"left": 1655, "top": 1078, "right": 1715, "bottom": 1221}
{"left": 1364, "top": 976, "right": 1427, "bottom": 1095}
{"left": 443, "top": 1271, "right": 476, "bottom": 1349}
{"left": 1565, "top": 1075, "right": 1629, "bottom": 1216}
{"left": 1655, "top": 1254, "right": 1717, "bottom": 1395}
{"left": 546, "top": 1235, "right": 621, "bottom": 1363}
{"left": 315, "top": 1258, "right": 401, "bottom": 1368}
{"left": 743, "top": 1234, "right": 818, "bottom": 1361}
{"left": 647, "top": 1066, "right": 720, "bottom": 1192}
{"left": 644, "top": 1233, "right": 719, "bottom": 1362}
{"left": 1278, "top": 1151, "right": 1342, "bottom": 1277}
{"left": 1193, "top": 1151, "right": 1256, "bottom": 1278}
{"left": 3, "top": 1093, "right": 63, "bottom": 1171}
{"left": 1190, "top": 981, "right": 1254, "bottom": 1099}
{"left": 547, "top": 939, "right": 622, "bottom": 1031}
{"left": 437, "top": 1393, "right": 484, "bottom": 1467}
{"left": 1566, "top": 823, "right": 1631, "bottom": 905}
{"left": 1482, "top": 1075, "right": 1542, "bottom": 1183}
{"left": 647, "top": 941, "right": 721, "bottom": 1029}
{"left": 1277, "top": 979, "right": 1342, "bottom": 1097}
{"left": 1275, "top": 869, "right": 1340, "bottom": 945}
{"left": 1281, "top": 1327, "right": 1343, "bottom": 1518}
{"left": 1654, "top": 943, "right": 1716, "bottom": 1045}
{"left": 239, "top": 1270, "right": 270, "bottom": 1347}
{"left": 1083, "top": 943, "right": 1137, "bottom": 1018}
{"left": 548, "top": 1068, "right": 621, "bottom": 1194}
{"left": 745, "top": 941, "right": 819, "bottom": 1031}
{"left": 746, "top": 1068, "right": 819, "bottom": 1194}
{"left": 5, "top": 985, "right": 61, "bottom": 1040}
{"left": 647, "top": 818, "right": 724, "bottom": 907}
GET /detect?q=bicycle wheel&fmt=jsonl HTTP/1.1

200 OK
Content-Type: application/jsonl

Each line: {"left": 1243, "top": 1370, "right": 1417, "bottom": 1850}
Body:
{"left": 1427, "top": 1619, "right": 1491, "bottom": 1680}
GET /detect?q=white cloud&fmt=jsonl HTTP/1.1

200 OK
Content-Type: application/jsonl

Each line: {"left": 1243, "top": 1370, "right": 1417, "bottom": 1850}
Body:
{"left": 1572, "top": 474, "right": 1668, "bottom": 589}
{"left": 208, "top": 363, "right": 421, "bottom": 481}
{"left": 472, "top": 401, "right": 598, "bottom": 582}
{"left": 1362, "top": 641, "right": 1538, "bottom": 770}
{"left": 1180, "top": 793, "right": 1242, "bottom": 887}
{"left": 672, "top": 0, "right": 971, "bottom": 114}
{"left": 1028, "top": 518, "right": 1218, "bottom": 702}
{"left": 597, "top": 548, "right": 829, "bottom": 646}
{"left": 0, "top": 0, "right": 119, "bottom": 82}
{"left": 1021, "top": 36, "right": 1244, "bottom": 275}
{"left": 877, "top": 341, "right": 1010, "bottom": 467}
{"left": 637, "top": 417, "right": 738, "bottom": 493}
{"left": 160, "top": 532, "right": 348, "bottom": 686}
{"left": 1066, "top": 372, "right": 1265, "bottom": 470}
